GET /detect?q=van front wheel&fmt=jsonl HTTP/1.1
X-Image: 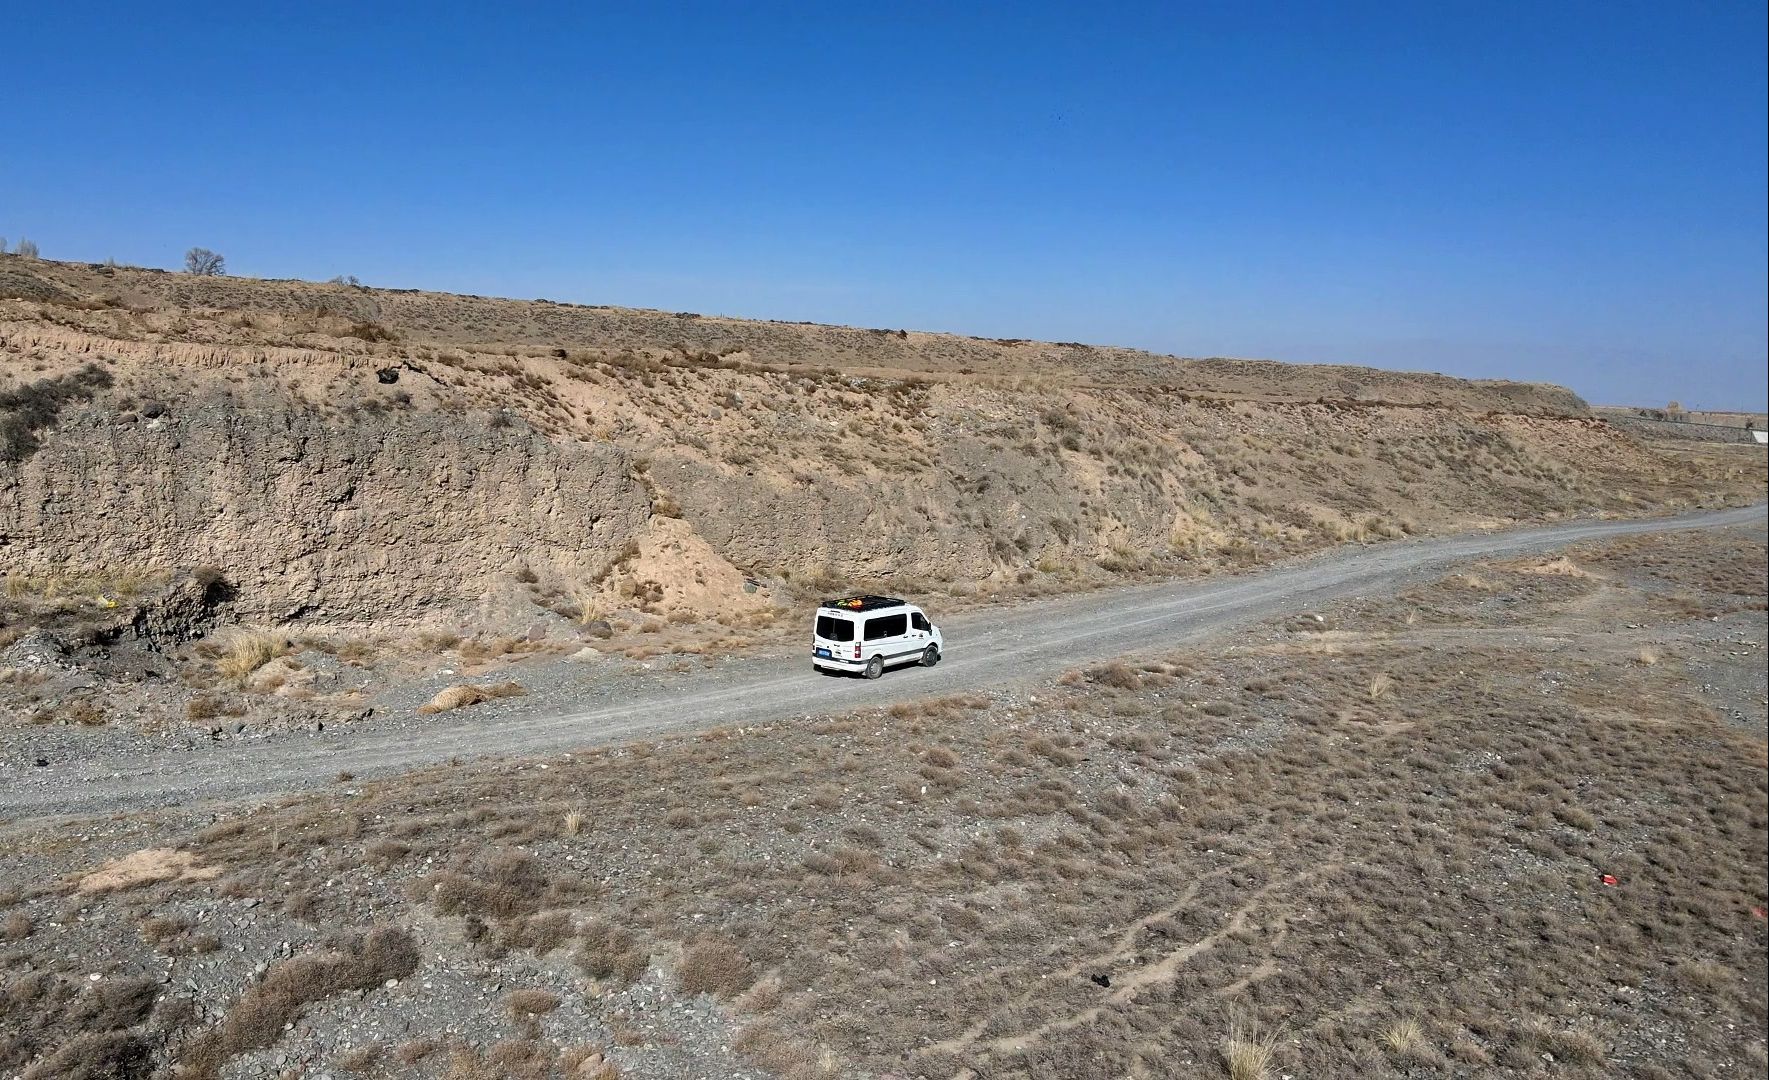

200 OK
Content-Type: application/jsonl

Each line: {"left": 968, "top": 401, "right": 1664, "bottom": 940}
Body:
{"left": 864, "top": 656, "right": 884, "bottom": 680}
{"left": 921, "top": 645, "right": 940, "bottom": 667}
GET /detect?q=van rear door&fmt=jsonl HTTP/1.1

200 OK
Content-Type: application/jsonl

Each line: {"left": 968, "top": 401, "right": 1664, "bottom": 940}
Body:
{"left": 814, "top": 612, "right": 856, "bottom": 660}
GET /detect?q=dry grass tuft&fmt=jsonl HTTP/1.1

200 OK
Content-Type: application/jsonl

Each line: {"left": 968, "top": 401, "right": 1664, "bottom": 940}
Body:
{"left": 1087, "top": 660, "right": 1144, "bottom": 689}
{"left": 1367, "top": 672, "right": 1395, "bottom": 701}
{"left": 505, "top": 988, "right": 561, "bottom": 1018}
{"left": 678, "top": 939, "right": 753, "bottom": 998}
{"left": 1221, "top": 1014, "right": 1281, "bottom": 1080}
{"left": 418, "top": 681, "right": 526, "bottom": 714}
{"left": 1381, "top": 1016, "right": 1426, "bottom": 1057}
{"left": 18, "top": 1031, "right": 153, "bottom": 1080}
{"left": 335, "top": 1044, "right": 382, "bottom": 1074}
{"left": 215, "top": 628, "right": 292, "bottom": 681}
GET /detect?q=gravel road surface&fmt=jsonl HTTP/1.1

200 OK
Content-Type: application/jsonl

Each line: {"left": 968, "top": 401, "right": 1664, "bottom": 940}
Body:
{"left": 5, "top": 504, "right": 1762, "bottom": 822}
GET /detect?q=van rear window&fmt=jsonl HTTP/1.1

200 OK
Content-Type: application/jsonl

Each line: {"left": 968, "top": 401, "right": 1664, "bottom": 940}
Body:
{"left": 816, "top": 615, "right": 855, "bottom": 642}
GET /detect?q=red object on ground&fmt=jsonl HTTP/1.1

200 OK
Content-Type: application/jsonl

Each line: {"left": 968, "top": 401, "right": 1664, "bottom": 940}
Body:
{"left": 1600, "top": 874, "right": 1619, "bottom": 886}
{"left": 1752, "top": 907, "right": 1767, "bottom": 920}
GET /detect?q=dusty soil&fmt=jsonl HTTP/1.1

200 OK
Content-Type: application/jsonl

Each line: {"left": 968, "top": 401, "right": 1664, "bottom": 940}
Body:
{"left": 4, "top": 505, "right": 1761, "bottom": 822}
{"left": 1, "top": 519, "right": 1763, "bottom": 1080}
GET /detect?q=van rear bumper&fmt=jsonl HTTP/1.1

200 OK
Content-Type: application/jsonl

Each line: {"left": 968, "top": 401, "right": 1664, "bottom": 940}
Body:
{"left": 812, "top": 653, "right": 866, "bottom": 671}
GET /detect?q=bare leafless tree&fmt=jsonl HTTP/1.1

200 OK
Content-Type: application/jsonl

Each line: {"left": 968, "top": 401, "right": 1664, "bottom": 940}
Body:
{"left": 185, "top": 248, "right": 226, "bottom": 276}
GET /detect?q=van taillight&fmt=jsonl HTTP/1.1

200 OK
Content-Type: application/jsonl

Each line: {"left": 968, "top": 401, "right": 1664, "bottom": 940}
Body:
{"left": 853, "top": 642, "right": 861, "bottom": 660}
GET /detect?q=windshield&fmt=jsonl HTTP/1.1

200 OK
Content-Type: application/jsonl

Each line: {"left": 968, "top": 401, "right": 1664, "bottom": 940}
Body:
{"left": 816, "top": 614, "right": 855, "bottom": 642}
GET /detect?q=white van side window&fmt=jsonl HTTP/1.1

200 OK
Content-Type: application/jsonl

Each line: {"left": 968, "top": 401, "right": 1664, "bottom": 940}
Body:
{"left": 864, "top": 614, "right": 907, "bottom": 640}
{"left": 911, "top": 612, "right": 930, "bottom": 632}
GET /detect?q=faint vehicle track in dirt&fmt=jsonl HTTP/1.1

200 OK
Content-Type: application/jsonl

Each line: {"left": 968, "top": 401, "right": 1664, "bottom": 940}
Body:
{"left": 3, "top": 505, "right": 1762, "bottom": 822}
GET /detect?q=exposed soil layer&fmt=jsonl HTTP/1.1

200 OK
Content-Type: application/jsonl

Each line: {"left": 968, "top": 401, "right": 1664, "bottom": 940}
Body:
{"left": 5, "top": 258, "right": 1761, "bottom": 636}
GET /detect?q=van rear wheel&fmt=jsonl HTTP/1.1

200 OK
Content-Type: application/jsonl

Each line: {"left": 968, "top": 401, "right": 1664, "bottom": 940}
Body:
{"left": 863, "top": 656, "right": 884, "bottom": 680}
{"left": 921, "top": 645, "right": 941, "bottom": 667}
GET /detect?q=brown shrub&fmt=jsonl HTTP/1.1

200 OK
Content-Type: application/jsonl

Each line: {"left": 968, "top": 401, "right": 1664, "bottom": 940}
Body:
{"left": 2, "top": 911, "right": 31, "bottom": 941}
{"left": 20, "top": 1031, "right": 153, "bottom": 1080}
{"left": 418, "top": 849, "right": 550, "bottom": 918}
{"left": 576, "top": 920, "right": 649, "bottom": 984}
{"left": 500, "top": 911, "right": 575, "bottom": 955}
{"left": 678, "top": 939, "right": 753, "bottom": 998}
{"left": 180, "top": 926, "right": 420, "bottom": 1078}
{"left": 1087, "top": 660, "right": 1144, "bottom": 689}
{"left": 336, "top": 1044, "right": 382, "bottom": 1074}
{"left": 505, "top": 988, "right": 561, "bottom": 1018}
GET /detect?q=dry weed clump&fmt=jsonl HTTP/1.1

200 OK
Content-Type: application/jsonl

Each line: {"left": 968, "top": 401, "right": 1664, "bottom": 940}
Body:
{"left": 1367, "top": 672, "right": 1395, "bottom": 700}
{"left": 1085, "top": 660, "right": 1144, "bottom": 689}
{"left": 2, "top": 912, "right": 32, "bottom": 941}
{"left": 575, "top": 919, "right": 649, "bottom": 984}
{"left": 213, "top": 628, "right": 293, "bottom": 682}
{"left": 414, "top": 848, "right": 567, "bottom": 919}
{"left": 1221, "top": 1013, "right": 1281, "bottom": 1080}
{"left": 19, "top": 1031, "right": 155, "bottom": 1080}
{"left": 418, "top": 681, "right": 526, "bottom": 714}
{"left": 1380, "top": 1016, "right": 1428, "bottom": 1059}
{"left": 335, "top": 1044, "right": 381, "bottom": 1073}
{"left": 505, "top": 988, "right": 561, "bottom": 1018}
{"left": 678, "top": 939, "right": 753, "bottom": 998}
{"left": 180, "top": 927, "right": 419, "bottom": 1078}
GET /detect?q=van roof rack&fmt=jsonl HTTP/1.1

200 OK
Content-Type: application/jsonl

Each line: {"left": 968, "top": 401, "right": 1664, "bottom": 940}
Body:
{"left": 819, "top": 595, "right": 906, "bottom": 613}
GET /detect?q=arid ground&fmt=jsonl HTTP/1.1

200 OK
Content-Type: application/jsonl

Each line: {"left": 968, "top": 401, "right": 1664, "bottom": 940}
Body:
{"left": 3, "top": 520, "right": 1763, "bottom": 1079}
{"left": 4, "top": 254, "right": 1766, "bottom": 1078}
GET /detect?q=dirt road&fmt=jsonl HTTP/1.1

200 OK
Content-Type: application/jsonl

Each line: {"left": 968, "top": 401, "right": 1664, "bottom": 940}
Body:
{"left": 4, "top": 504, "right": 1762, "bottom": 822}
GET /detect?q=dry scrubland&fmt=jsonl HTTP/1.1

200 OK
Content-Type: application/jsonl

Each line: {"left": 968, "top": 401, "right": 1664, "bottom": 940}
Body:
{"left": 2, "top": 527, "right": 1763, "bottom": 1079}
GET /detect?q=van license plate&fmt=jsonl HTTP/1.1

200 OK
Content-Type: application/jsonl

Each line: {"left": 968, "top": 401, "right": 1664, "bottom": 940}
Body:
{"left": 814, "top": 648, "right": 832, "bottom": 658}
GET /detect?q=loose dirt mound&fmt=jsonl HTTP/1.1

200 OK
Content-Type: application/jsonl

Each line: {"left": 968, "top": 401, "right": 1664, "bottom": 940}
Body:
{"left": 417, "top": 681, "right": 526, "bottom": 714}
{"left": 77, "top": 848, "right": 219, "bottom": 893}
{"left": 1519, "top": 555, "right": 1601, "bottom": 578}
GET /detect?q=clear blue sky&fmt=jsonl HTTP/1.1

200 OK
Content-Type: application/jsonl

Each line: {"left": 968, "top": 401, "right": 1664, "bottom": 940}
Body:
{"left": 6, "top": 2, "right": 1765, "bottom": 408}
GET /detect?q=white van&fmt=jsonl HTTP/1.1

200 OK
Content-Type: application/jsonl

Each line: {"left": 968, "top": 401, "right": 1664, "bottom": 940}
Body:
{"left": 812, "top": 595, "right": 944, "bottom": 678}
